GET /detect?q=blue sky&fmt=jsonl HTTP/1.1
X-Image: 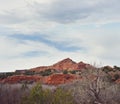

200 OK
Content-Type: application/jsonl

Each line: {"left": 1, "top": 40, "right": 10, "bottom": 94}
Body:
{"left": 0, "top": 0, "right": 120, "bottom": 72}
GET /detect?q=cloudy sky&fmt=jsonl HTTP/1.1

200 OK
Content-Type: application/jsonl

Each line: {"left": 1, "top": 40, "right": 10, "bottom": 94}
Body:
{"left": 0, "top": 0, "right": 120, "bottom": 72}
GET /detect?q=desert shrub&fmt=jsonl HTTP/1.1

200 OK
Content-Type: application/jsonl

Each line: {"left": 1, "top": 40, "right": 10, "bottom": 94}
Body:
{"left": 52, "top": 88, "right": 75, "bottom": 104}
{"left": 24, "top": 71, "right": 35, "bottom": 75}
{"left": 60, "top": 68, "right": 120, "bottom": 104}
{"left": 0, "top": 72, "right": 14, "bottom": 79}
{"left": 22, "top": 83, "right": 46, "bottom": 104}
{"left": 21, "top": 83, "right": 75, "bottom": 104}
{"left": 113, "top": 74, "right": 120, "bottom": 81}
{"left": 114, "top": 66, "right": 120, "bottom": 71}
{"left": 63, "top": 70, "right": 68, "bottom": 74}
{"left": 0, "top": 84, "right": 29, "bottom": 104}
{"left": 102, "top": 67, "right": 113, "bottom": 73}
{"left": 60, "top": 81, "right": 95, "bottom": 104}
{"left": 105, "top": 74, "right": 113, "bottom": 82}
{"left": 40, "top": 69, "right": 52, "bottom": 76}
{"left": 21, "top": 83, "right": 52, "bottom": 104}
{"left": 69, "top": 70, "right": 76, "bottom": 74}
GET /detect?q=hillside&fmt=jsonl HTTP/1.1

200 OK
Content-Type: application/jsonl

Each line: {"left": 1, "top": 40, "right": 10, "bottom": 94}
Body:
{"left": 30, "top": 58, "right": 92, "bottom": 72}
{"left": 0, "top": 58, "right": 120, "bottom": 104}
{"left": 0, "top": 58, "right": 120, "bottom": 85}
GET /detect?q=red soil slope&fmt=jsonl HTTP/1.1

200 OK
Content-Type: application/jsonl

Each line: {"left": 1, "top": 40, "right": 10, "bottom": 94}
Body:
{"left": 0, "top": 74, "right": 80, "bottom": 85}
{"left": 1, "top": 75, "right": 42, "bottom": 84}
{"left": 44, "top": 74, "right": 79, "bottom": 85}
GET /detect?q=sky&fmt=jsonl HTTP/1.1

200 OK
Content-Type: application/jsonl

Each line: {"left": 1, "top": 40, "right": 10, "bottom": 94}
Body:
{"left": 0, "top": 0, "right": 120, "bottom": 72}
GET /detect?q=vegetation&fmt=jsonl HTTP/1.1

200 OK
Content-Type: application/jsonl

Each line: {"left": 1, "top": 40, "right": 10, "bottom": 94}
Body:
{"left": 61, "top": 68, "right": 120, "bottom": 104}
{"left": 102, "top": 66, "right": 113, "bottom": 73}
{"left": 63, "top": 70, "right": 68, "bottom": 74}
{"left": 21, "top": 83, "right": 47, "bottom": 104}
{"left": 39, "top": 69, "right": 53, "bottom": 76}
{"left": 113, "top": 74, "right": 120, "bottom": 81}
{"left": 24, "top": 71, "right": 35, "bottom": 75}
{"left": 0, "top": 66, "right": 120, "bottom": 104}
{"left": 69, "top": 70, "right": 76, "bottom": 74}
{"left": 114, "top": 65, "right": 120, "bottom": 71}
{"left": 0, "top": 84, "right": 29, "bottom": 104}
{"left": 52, "top": 88, "right": 75, "bottom": 104}
{"left": 21, "top": 83, "right": 75, "bottom": 104}
{"left": 0, "top": 72, "right": 14, "bottom": 79}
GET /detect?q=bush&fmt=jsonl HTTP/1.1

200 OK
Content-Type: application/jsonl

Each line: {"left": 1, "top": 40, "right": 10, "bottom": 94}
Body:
{"left": 114, "top": 66, "right": 120, "bottom": 71}
{"left": 21, "top": 83, "right": 75, "bottom": 104}
{"left": 63, "top": 70, "right": 68, "bottom": 74}
{"left": 52, "top": 88, "right": 75, "bottom": 104}
{"left": 102, "top": 67, "right": 113, "bottom": 73}
{"left": 21, "top": 83, "right": 46, "bottom": 104}
{"left": 113, "top": 74, "right": 120, "bottom": 81}
{"left": 61, "top": 68, "right": 120, "bottom": 104}
{"left": 69, "top": 70, "right": 76, "bottom": 74}
{"left": 24, "top": 71, "right": 35, "bottom": 75}
{"left": 40, "top": 69, "right": 52, "bottom": 76}
{"left": 0, "top": 72, "right": 14, "bottom": 79}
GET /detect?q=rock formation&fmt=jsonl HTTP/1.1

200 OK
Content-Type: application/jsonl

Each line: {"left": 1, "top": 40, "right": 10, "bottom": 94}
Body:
{"left": 30, "top": 58, "right": 91, "bottom": 72}
{"left": 1, "top": 75, "right": 42, "bottom": 84}
{"left": 43, "top": 74, "right": 79, "bottom": 85}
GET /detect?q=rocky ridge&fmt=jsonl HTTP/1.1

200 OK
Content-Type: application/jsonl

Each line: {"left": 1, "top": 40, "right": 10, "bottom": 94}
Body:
{"left": 1, "top": 58, "right": 120, "bottom": 85}
{"left": 30, "top": 58, "right": 92, "bottom": 72}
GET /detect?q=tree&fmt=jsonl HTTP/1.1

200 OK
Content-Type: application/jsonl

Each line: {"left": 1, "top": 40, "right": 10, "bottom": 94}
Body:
{"left": 21, "top": 83, "right": 76, "bottom": 104}
{"left": 52, "top": 88, "right": 75, "bottom": 104}
{"left": 22, "top": 84, "right": 49, "bottom": 104}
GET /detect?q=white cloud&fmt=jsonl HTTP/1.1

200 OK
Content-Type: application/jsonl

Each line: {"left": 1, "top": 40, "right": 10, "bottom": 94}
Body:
{"left": 0, "top": 0, "right": 120, "bottom": 31}
{"left": 0, "top": 34, "right": 103, "bottom": 72}
{"left": 0, "top": 0, "right": 120, "bottom": 72}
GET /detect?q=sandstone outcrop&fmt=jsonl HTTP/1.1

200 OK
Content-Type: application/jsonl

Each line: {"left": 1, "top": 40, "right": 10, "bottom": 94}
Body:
{"left": 0, "top": 74, "right": 80, "bottom": 85}
{"left": 43, "top": 74, "right": 79, "bottom": 85}
{"left": 30, "top": 58, "right": 92, "bottom": 72}
{"left": 1, "top": 75, "right": 42, "bottom": 84}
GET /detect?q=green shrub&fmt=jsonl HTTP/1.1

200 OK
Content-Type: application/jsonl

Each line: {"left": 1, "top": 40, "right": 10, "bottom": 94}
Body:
{"left": 52, "top": 88, "right": 75, "bottom": 104}
{"left": 21, "top": 84, "right": 50, "bottom": 104}
{"left": 69, "top": 70, "right": 76, "bottom": 74}
{"left": 21, "top": 83, "right": 75, "bottom": 104}
{"left": 24, "top": 71, "right": 35, "bottom": 75}
{"left": 63, "top": 70, "right": 68, "bottom": 74}
{"left": 40, "top": 69, "right": 52, "bottom": 76}
{"left": 0, "top": 72, "right": 14, "bottom": 79}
